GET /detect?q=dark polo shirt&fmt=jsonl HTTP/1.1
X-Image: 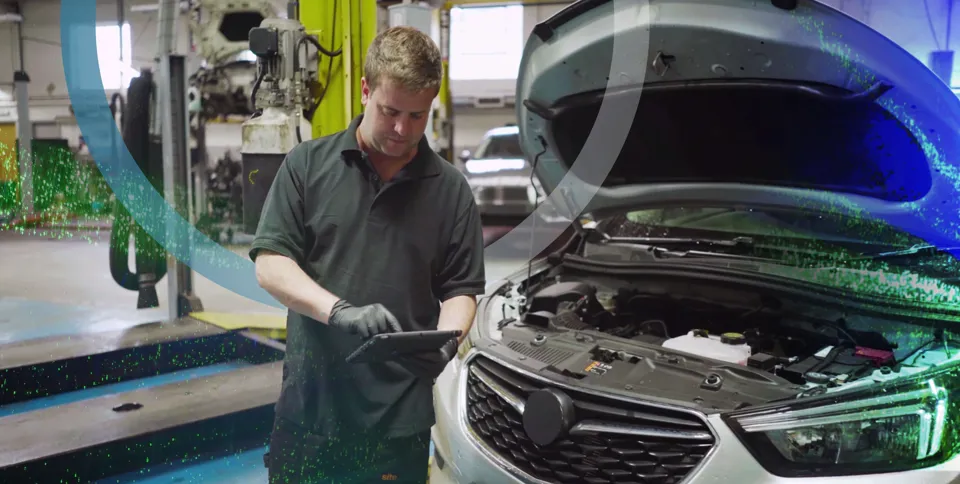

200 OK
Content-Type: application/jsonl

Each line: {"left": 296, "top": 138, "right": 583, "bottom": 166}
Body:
{"left": 249, "top": 115, "right": 486, "bottom": 439}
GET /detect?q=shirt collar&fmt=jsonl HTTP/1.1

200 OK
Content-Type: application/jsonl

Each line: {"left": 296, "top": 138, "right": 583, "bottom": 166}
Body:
{"left": 339, "top": 115, "right": 442, "bottom": 179}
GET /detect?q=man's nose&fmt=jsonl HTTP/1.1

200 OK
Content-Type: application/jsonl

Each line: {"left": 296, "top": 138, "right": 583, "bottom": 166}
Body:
{"left": 394, "top": 118, "right": 409, "bottom": 137}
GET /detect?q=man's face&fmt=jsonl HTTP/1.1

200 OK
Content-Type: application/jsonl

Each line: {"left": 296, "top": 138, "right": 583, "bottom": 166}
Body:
{"left": 360, "top": 76, "right": 436, "bottom": 158}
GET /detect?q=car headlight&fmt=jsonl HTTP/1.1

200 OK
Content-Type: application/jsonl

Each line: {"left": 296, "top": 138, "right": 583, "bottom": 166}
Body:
{"left": 457, "top": 282, "right": 510, "bottom": 361}
{"left": 465, "top": 158, "right": 525, "bottom": 174}
{"left": 456, "top": 299, "right": 485, "bottom": 361}
{"left": 723, "top": 364, "right": 959, "bottom": 477}
{"left": 457, "top": 331, "right": 475, "bottom": 360}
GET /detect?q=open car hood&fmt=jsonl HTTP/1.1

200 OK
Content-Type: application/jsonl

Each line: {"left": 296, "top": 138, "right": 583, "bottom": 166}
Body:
{"left": 516, "top": 0, "right": 960, "bottom": 248}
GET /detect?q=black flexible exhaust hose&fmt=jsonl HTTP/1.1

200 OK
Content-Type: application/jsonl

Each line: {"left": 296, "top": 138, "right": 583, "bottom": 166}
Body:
{"left": 108, "top": 70, "right": 167, "bottom": 308}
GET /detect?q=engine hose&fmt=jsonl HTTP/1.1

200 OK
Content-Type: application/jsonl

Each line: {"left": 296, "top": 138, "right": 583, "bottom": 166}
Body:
{"left": 807, "top": 342, "right": 852, "bottom": 375}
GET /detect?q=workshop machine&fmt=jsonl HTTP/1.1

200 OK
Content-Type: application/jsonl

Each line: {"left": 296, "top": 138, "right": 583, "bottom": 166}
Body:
{"left": 240, "top": 14, "right": 319, "bottom": 234}
{"left": 187, "top": 0, "right": 281, "bottom": 120}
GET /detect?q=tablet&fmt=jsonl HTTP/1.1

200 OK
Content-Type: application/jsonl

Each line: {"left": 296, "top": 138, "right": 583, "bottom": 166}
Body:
{"left": 345, "top": 330, "right": 463, "bottom": 364}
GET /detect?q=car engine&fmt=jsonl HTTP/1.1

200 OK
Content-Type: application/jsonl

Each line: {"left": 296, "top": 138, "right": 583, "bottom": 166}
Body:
{"left": 483, "top": 273, "right": 959, "bottom": 411}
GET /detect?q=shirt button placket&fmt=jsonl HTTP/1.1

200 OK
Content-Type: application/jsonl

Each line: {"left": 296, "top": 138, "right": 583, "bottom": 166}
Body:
{"left": 370, "top": 173, "right": 382, "bottom": 213}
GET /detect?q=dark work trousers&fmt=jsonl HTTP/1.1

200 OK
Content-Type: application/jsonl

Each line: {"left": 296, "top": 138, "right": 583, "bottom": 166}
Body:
{"left": 265, "top": 417, "right": 432, "bottom": 484}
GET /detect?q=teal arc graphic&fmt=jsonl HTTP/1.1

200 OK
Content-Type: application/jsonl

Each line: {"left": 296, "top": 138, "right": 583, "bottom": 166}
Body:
{"left": 60, "top": 0, "right": 282, "bottom": 308}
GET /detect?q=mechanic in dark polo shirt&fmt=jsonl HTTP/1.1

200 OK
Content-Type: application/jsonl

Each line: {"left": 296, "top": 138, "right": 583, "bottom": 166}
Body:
{"left": 250, "top": 26, "right": 486, "bottom": 484}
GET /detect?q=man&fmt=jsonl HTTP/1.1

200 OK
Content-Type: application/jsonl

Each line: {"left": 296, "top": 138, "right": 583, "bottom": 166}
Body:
{"left": 250, "top": 26, "right": 486, "bottom": 484}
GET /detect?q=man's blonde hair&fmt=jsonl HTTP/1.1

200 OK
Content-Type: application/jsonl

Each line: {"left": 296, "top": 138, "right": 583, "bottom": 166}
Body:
{"left": 364, "top": 26, "right": 443, "bottom": 94}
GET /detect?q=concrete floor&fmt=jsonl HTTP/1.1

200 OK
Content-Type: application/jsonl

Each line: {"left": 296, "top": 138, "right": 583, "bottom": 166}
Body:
{"left": 0, "top": 223, "right": 545, "bottom": 483}
{"left": 0, "top": 226, "right": 530, "bottom": 316}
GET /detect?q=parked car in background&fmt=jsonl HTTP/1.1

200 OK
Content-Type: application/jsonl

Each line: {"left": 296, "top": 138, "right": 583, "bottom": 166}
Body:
{"left": 431, "top": 0, "right": 960, "bottom": 483}
{"left": 460, "top": 124, "right": 542, "bottom": 225}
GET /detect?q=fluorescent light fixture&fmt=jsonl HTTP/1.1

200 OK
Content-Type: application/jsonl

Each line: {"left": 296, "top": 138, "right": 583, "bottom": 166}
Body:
{"left": 130, "top": 2, "right": 188, "bottom": 13}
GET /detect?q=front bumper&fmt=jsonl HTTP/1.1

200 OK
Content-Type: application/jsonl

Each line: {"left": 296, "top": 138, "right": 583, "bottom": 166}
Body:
{"left": 466, "top": 174, "right": 536, "bottom": 217}
{"left": 432, "top": 349, "right": 960, "bottom": 484}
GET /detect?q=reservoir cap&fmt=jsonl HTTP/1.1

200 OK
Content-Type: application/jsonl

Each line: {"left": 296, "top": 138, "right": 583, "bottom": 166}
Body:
{"left": 721, "top": 332, "right": 746, "bottom": 345}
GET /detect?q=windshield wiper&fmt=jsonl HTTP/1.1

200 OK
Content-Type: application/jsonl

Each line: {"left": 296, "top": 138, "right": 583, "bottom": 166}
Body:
{"left": 846, "top": 244, "right": 960, "bottom": 262}
{"left": 597, "top": 235, "right": 812, "bottom": 264}
{"left": 603, "top": 235, "right": 758, "bottom": 250}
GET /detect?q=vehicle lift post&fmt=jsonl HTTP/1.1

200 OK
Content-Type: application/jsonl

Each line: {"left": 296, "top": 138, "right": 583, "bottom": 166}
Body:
{"left": 158, "top": 0, "right": 203, "bottom": 319}
{"left": 299, "top": 0, "right": 378, "bottom": 139}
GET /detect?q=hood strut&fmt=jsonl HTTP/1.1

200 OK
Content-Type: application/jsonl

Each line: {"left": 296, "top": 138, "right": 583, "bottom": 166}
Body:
{"left": 522, "top": 98, "right": 555, "bottom": 121}
{"left": 839, "top": 81, "right": 894, "bottom": 103}
{"left": 525, "top": 136, "right": 549, "bottom": 300}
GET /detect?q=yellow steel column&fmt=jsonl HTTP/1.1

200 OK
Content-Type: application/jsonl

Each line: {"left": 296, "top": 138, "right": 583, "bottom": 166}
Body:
{"left": 300, "top": 0, "right": 379, "bottom": 139}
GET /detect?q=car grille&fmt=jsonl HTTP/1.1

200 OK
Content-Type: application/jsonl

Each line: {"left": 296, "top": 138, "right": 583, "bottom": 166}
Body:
{"left": 464, "top": 355, "right": 715, "bottom": 484}
{"left": 475, "top": 186, "right": 529, "bottom": 203}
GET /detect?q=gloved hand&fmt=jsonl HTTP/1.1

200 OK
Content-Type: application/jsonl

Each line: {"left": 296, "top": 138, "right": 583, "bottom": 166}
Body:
{"left": 397, "top": 337, "right": 459, "bottom": 380}
{"left": 327, "top": 299, "right": 402, "bottom": 339}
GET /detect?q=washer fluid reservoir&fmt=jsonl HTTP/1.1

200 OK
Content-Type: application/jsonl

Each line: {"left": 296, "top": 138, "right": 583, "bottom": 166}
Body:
{"left": 662, "top": 330, "right": 751, "bottom": 365}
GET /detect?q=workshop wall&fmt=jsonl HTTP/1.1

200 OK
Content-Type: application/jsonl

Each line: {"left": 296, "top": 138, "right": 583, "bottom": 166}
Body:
{"left": 450, "top": 107, "right": 516, "bottom": 154}
{"left": 448, "top": 3, "right": 568, "bottom": 105}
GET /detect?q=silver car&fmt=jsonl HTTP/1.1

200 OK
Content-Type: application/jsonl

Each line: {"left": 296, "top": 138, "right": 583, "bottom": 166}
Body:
{"left": 433, "top": 0, "right": 960, "bottom": 483}
{"left": 461, "top": 125, "right": 542, "bottom": 224}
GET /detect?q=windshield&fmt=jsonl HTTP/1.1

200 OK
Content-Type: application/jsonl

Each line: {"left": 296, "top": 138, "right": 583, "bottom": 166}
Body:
{"left": 474, "top": 132, "right": 524, "bottom": 159}
{"left": 591, "top": 207, "right": 960, "bottom": 307}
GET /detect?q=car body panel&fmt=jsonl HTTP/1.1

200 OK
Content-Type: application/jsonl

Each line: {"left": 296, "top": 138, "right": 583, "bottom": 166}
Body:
{"left": 515, "top": 0, "right": 960, "bottom": 248}
{"left": 433, "top": 350, "right": 960, "bottom": 484}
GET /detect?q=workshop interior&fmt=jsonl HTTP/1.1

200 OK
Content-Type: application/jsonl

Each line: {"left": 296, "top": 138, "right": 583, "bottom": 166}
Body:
{"left": 3, "top": 0, "right": 960, "bottom": 483}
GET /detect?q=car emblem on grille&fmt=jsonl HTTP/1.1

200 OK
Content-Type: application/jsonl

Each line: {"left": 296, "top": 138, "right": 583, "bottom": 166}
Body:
{"left": 522, "top": 388, "right": 577, "bottom": 446}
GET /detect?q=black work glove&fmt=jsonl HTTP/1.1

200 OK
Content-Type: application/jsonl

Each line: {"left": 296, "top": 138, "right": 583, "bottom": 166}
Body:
{"left": 327, "top": 299, "right": 402, "bottom": 339}
{"left": 397, "top": 337, "right": 459, "bottom": 380}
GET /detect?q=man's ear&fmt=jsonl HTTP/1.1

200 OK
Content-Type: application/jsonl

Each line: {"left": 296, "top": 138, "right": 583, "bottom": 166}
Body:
{"left": 360, "top": 77, "right": 371, "bottom": 105}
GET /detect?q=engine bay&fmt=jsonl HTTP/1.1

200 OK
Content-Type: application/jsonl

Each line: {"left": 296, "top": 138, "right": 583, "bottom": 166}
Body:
{"left": 483, "top": 271, "right": 960, "bottom": 411}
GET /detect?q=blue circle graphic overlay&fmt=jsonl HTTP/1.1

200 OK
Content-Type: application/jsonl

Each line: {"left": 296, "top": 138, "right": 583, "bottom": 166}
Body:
{"left": 61, "top": 0, "right": 282, "bottom": 308}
